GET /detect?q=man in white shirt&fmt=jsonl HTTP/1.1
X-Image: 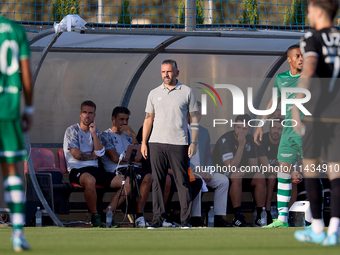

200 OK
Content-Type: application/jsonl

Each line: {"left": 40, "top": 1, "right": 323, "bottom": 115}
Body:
{"left": 63, "top": 101, "right": 128, "bottom": 227}
{"left": 101, "top": 106, "right": 153, "bottom": 227}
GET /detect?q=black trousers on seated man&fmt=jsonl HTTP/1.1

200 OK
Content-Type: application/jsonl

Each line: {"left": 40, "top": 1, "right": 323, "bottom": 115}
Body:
{"left": 149, "top": 143, "right": 192, "bottom": 223}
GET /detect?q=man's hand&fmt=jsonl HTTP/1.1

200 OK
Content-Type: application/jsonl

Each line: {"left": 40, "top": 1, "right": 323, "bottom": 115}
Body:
{"left": 119, "top": 124, "right": 139, "bottom": 144}
{"left": 21, "top": 113, "right": 32, "bottom": 132}
{"left": 90, "top": 151, "right": 99, "bottom": 160}
{"left": 293, "top": 120, "right": 305, "bottom": 136}
{"left": 292, "top": 106, "right": 305, "bottom": 136}
{"left": 254, "top": 126, "right": 263, "bottom": 146}
{"left": 291, "top": 171, "right": 303, "bottom": 184}
{"left": 188, "top": 143, "right": 197, "bottom": 158}
{"left": 89, "top": 120, "right": 97, "bottom": 135}
{"left": 141, "top": 142, "right": 148, "bottom": 159}
{"left": 235, "top": 132, "right": 246, "bottom": 147}
{"left": 119, "top": 125, "right": 134, "bottom": 136}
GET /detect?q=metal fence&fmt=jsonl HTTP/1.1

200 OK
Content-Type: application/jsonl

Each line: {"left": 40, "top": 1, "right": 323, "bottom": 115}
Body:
{"left": 1, "top": 0, "right": 339, "bottom": 33}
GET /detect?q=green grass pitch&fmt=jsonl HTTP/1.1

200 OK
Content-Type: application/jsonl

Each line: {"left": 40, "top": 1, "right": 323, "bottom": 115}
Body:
{"left": 0, "top": 227, "right": 339, "bottom": 255}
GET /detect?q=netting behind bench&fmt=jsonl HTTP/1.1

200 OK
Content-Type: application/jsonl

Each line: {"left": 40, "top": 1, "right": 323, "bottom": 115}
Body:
{"left": 2, "top": 0, "right": 339, "bottom": 33}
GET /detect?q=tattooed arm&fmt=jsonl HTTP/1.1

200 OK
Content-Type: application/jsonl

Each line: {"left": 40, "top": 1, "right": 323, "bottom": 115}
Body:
{"left": 141, "top": 112, "right": 155, "bottom": 159}
{"left": 70, "top": 148, "right": 98, "bottom": 161}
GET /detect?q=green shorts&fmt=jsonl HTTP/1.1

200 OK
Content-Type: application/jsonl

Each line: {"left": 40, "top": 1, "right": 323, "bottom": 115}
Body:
{"left": 0, "top": 120, "right": 27, "bottom": 163}
{"left": 277, "top": 136, "right": 303, "bottom": 165}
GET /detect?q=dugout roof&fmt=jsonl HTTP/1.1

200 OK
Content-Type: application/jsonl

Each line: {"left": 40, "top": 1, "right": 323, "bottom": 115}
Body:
{"left": 29, "top": 29, "right": 303, "bottom": 146}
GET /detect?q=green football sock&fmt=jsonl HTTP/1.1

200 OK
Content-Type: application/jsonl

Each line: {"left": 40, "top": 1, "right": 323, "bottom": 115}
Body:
{"left": 277, "top": 172, "right": 291, "bottom": 223}
{"left": 4, "top": 175, "right": 25, "bottom": 231}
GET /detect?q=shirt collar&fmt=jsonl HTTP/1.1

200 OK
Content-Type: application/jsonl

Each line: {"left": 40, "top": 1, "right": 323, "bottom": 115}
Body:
{"left": 289, "top": 71, "right": 301, "bottom": 78}
{"left": 162, "top": 80, "right": 182, "bottom": 91}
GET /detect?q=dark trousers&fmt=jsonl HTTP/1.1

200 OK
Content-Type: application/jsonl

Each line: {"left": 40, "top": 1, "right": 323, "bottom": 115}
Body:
{"left": 149, "top": 143, "right": 192, "bottom": 223}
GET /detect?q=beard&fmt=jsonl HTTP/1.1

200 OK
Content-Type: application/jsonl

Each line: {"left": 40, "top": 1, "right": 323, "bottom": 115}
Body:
{"left": 163, "top": 77, "right": 176, "bottom": 85}
{"left": 270, "top": 133, "right": 280, "bottom": 141}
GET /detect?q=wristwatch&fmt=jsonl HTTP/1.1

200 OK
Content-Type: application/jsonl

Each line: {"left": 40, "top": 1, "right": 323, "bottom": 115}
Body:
{"left": 191, "top": 141, "right": 198, "bottom": 145}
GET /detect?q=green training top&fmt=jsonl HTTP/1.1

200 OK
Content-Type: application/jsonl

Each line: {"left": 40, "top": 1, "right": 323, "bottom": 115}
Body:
{"left": 273, "top": 70, "right": 302, "bottom": 137}
{"left": 0, "top": 16, "right": 30, "bottom": 120}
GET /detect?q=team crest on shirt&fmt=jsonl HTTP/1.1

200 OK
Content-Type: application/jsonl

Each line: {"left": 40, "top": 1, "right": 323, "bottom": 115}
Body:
{"left": 222, "top": 138, "right": 226, "bottom": 143}
{"left": 245, "top": 143, "right": 251, "bottom": 152}
{"left": 268, "top": 146, "right": 271, "bottom": 151}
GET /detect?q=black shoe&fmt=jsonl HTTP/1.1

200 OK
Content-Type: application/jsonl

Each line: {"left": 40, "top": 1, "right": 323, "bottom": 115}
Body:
{"left": 181, "top": 219, "right": 192, "bottom": 229}
{"left": 169, "top": 212, "right": 181, "bottom": 225}
{"left": 267, "top": 212, "right": 273, "bottom": 225}
{"left": 190, "top": 217, "right": 205, "bottom": 227}
{"left": 232, "top": 213, "right": 249, "bottom": 227}
{"left": 91, "top": 213, "right": 104, "bottom": 228}
{"left": 214, "top": 215, "right": 232, "bottom": 227}
{"left": 147, "top": 219, "right": 163, "bottom": 229}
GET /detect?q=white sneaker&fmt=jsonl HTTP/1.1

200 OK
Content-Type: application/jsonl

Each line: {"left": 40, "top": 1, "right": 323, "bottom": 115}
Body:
{"left": 12, "top": 232, "right": 31, "bottom": 252}
{"left": 163, "top": 219, "right": 172, "bottom": 228}
{"left": 135, "top": 216, "right": 149, "bottom": 228}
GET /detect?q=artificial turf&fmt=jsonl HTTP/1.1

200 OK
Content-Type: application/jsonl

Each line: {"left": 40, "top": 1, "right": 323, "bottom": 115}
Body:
{"left": 0, "top": 227, "right": 339, "bottom": 255}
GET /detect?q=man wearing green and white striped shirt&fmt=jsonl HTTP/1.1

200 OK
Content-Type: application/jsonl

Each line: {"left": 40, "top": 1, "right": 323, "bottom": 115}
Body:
{"left": 0, "top": 16, "right": 33, "bottom": 252}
